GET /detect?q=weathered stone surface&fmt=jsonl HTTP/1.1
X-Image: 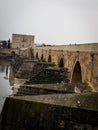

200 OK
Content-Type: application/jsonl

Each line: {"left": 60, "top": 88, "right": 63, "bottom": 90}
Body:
{"left": 0, "top": 93, "right": 98, "bottom": 130}
{"left": 26, "top": 65, "right": 69, "bottom": 84}
{"left": 11, "top": 92, "right": 98, "bottom": 111}
{"left": 16, "top": 60, "right": 36, "bottom": 79}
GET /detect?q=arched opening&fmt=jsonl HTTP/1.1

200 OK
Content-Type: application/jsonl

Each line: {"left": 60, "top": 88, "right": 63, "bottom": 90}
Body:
{"left": 41, "top": 54, "right": 44, "bottom": 61}
{"left": 36, "top": 52, "right": 39, "bottom": 59}
{"left": 72, "top": 61, "right": 82, "bottom": 83}
{"left": 59, "top": 58, "right": 64, "bottom": 67}
{"left": 48, "top": 55, "right": 51, "bottom": 62}
{"left": 11, "top": 51, "right": 15, "bottom": 57}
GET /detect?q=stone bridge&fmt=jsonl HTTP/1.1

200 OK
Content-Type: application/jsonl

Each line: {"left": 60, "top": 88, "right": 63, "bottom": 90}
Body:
{"left": 0, "top": 42, "right": 98, "bottom": 91}
{"left": 34, "top": 43, "right": 98, "bottom": 91}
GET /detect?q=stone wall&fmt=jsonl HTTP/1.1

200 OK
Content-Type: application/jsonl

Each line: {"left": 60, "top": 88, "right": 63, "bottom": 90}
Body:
{"left": 1, "top": 93, "right": 98, "bottom": 130}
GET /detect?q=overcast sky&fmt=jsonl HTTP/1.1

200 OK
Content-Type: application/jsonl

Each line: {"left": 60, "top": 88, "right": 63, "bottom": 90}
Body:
{"left": 0, "top": 0, "right": 98, "bottom": 45}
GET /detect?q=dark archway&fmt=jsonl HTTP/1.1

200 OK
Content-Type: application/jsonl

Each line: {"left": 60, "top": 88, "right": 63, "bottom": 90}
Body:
{"left": 59, "top": 58, "right": 64, "bottom": 67}
{"left": 48, "top": 55, "right": 51, "bottom": 62}
{"left": 36, "top": 52, "right": 39, "bottom": 59}
{"left": 72, "top": 61, "right": 82, "bottom": 83}
{"left": 11, "top": 51, "right": 15, "bottom": 57}
{"left": 41, "top": 54, "right": 44, "bottom": 61}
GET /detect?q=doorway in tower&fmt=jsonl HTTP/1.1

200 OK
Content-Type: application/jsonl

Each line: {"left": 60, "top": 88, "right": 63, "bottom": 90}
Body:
{"left": 72, "top": 61, "right": 82, "bottom": 83}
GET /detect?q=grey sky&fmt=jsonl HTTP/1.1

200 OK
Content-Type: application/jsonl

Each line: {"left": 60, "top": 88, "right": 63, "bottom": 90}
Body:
{"left": 0, "top": 0, "right": 98, "bottom": 45}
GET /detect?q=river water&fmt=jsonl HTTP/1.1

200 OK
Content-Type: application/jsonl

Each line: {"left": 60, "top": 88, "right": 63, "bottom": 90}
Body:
{"left": 0, "top": 60, "right": 13, "bottom": 113}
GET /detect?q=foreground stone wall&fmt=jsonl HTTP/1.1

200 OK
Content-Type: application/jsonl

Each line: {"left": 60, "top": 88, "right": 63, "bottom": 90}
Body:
{"left": 0, "top": 93, "right": 98, "bottom": 130}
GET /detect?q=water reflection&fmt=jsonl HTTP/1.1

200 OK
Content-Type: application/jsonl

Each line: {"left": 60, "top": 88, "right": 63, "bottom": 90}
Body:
{"left": 0, "top": 61, "right": 14, "bottom": 113}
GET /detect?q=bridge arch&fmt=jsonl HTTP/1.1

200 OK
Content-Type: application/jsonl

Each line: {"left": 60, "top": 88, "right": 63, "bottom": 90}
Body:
{"left": 11, "top": 51, "right": 15, "bottom": 55}
{"left": 48, "top": 55, "right": 52, "bottom": 62}
{"left": 59, "top": 56, "right": 64, "bottom": 67}
{"left": 36, "top": 52, "right": 39, "bottom": 59}
{"left": 71, "top": 61, "right": 82, "bottom": 83}
{"left": 41, "top": 54, "right": 44, "bottom": 61}
{"left": 10, "top": 51, "right": 16, "bottom": 57}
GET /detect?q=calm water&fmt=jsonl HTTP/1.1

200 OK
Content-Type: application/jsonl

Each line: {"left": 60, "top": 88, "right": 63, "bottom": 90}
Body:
{"left": 0, "top": 61, "right": 13, "bottom": 113}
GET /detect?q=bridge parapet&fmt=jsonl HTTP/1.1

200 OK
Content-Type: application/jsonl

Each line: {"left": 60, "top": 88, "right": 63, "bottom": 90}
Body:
{"left": 35, "top": 43, "right": 98, "bottom": 52}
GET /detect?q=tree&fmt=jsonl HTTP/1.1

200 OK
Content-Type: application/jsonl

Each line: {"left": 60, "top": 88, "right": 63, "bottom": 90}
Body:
{"left": 8, "top": 38, "right": 11, "bottom": 48}
{"left": 2, "top": 41, "right": 7, "bottom": 48}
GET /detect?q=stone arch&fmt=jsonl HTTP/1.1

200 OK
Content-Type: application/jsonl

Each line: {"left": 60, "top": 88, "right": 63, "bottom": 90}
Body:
{"left": 41, "top": 54, "right": 44, "bottom": 61}
{"left": 72, "top": 61, "right": 82, "bottom": 83}
{"left": 11, "top": 51, "right": 15, "bottom": 56}
{"left": 59, "top": 57, "right": 64, "bottom": 67}
{"left": 48, "top": 55, "right": 52, "bottom": 62}
{"left": 36, "top": 52, "right": 39, "bottom": 59}
{"left": 11, "top": 51, "right": 15, "bottom": 54}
